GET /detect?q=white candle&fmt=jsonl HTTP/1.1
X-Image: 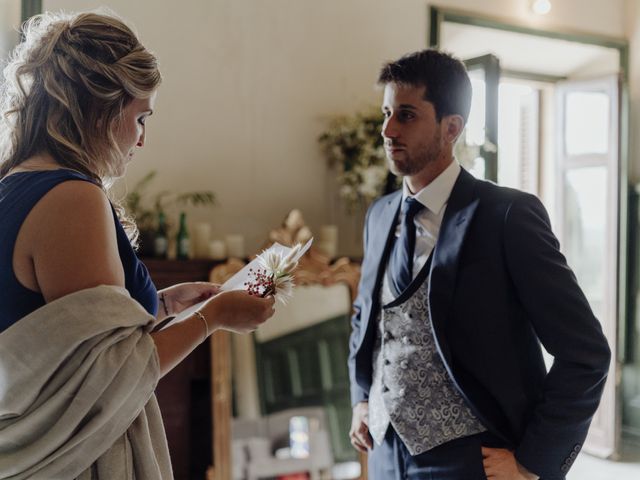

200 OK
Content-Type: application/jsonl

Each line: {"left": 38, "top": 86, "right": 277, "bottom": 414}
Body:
{"left": 318, "top": 240, "right": 337, "bottom": 259}
{"left": 208, "top": 240, "right": 227, "bottom": 260}
{"left": 320, "top": 225, "right": 338, "bottom": 243}
{"left": 319, "top": 225, "right": 338, "bottom": 258}
{"left": 194, "top": 222, "right": 212, "bottom": 259}
{"left": 225, "top": 234, "right": 245, "bottom": 259}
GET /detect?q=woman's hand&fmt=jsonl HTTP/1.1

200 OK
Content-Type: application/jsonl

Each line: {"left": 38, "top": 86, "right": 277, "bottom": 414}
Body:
{"left": 198, "top": 290, "right": 275, "bottom": 334}
{"left": 150, "top": 288, "right": 274, "bottom": 377}
{"left": 159, "top": 282, "right": 221, "bottom": 316}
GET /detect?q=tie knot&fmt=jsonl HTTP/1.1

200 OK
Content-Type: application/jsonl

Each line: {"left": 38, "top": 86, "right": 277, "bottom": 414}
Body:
{"left": 402, "top": 197, "right": 424, "bottom": 219}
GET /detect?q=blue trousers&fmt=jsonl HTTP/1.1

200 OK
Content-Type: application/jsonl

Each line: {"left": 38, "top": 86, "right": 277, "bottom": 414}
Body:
{"left": 368, "top": 427, "right": 508, "bottom": 480}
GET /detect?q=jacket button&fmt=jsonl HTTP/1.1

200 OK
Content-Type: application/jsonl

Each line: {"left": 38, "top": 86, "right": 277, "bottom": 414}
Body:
{"left": 383, "top": 385, "right": 389, "bottom": 393}
{"left": 400, "top": 360, "right": 409, "bottom": 369}
{"left": 398, "top": 388, "right": 406, "bottom": 397}
{"left": 402, "top": 335, "right": 410, "bottom": 344}
{"left": 384, "top": 358, "right": 391, "bottom": 366}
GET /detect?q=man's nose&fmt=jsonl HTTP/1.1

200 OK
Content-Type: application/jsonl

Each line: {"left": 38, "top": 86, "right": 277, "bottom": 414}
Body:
{"left": 381, "top": 117, "right": 398, "bottom": 139}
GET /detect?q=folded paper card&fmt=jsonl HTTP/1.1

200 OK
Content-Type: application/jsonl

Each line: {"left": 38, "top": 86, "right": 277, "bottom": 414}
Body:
{"left": 165, "top": 238, "right": 313, "bottom": 327}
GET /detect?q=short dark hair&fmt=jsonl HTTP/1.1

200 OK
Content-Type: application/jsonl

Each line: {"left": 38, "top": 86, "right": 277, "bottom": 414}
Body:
{"left": 378, "top": 49, "right": 472, "bottom": 123}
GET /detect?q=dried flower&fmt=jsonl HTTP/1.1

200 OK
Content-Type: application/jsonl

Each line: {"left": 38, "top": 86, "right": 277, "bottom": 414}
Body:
{"left": 244, "top": 244, "right": 302, "bottom": 304}
{"left": 454, "top": 137, "right": 497, "bottom": 171}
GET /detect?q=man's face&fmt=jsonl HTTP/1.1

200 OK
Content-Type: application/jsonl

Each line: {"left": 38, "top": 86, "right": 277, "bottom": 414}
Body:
{"left": 381, "top": 83, "right": 443, "bottom": 178}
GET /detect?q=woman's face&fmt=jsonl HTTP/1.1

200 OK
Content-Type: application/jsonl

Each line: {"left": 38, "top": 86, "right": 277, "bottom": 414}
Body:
{"left": 112, "top": 91, "right": 157, "bottom": 176}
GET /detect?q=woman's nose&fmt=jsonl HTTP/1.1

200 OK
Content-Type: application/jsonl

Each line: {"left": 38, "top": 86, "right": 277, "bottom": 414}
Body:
{"left": 137, "top": 129, "right": 146, "bottom": 147}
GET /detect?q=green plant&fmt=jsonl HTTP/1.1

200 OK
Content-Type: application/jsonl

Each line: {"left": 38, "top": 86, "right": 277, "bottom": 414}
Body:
{"left": 318, "top": 108, "right": 398, "bottom": 213}
{"left": 124, "top": 170, "right": 216, "bottom": 233}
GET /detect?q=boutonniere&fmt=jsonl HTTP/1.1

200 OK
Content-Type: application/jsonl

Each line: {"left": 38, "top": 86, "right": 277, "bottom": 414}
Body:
{"left": 245, "top": 243, "right": 302, "bottom": 304}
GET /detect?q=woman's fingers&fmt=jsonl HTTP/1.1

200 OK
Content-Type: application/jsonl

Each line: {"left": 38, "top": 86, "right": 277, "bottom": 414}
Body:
{"left": 190, "top": 282, "right": 221, "bottom": 298}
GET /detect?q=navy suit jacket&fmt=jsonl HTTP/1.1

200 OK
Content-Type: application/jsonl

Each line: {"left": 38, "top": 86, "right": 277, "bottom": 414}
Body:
{"left": 348, "top": 168, "right": 611, "bottom": 480}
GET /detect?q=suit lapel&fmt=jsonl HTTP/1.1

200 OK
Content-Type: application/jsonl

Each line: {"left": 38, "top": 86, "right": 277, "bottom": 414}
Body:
{"left": 371, "top": 191, "right": 402, "bottom": 293}
{"left": 428, "top": 169, "right": 479, "bottom": 365}
{"left": 360, "top": 192, "right": 401, "bottom": 336}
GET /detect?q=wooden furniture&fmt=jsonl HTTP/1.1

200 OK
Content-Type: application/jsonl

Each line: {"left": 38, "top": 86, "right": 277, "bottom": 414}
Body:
{"left": 142, "top": 258, "right": 221, "bottom": 480}
{"left": 142, "top": 258, "right": 221, "bottom": 289}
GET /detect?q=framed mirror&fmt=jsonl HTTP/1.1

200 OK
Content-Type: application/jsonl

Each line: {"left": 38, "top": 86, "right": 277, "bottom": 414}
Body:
{"left": 207, "top": 227, "right": 362, "bottom": 480}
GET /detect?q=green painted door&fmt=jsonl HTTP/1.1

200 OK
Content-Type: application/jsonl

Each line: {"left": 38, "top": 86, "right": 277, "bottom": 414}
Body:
{"left": 255, "top": 315, "right": 357, "bottom": 462}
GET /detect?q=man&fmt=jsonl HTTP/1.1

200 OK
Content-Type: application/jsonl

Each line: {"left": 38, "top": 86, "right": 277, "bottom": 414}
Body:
{"left": 348, "top": 49, "right": 611, "bottom": 480}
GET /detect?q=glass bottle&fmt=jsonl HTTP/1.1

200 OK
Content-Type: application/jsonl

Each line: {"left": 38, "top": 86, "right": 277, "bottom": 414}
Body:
{"left": 153, "top": 211, "right": 168, "bottom": 258}
{"left": 176, "top": 212, "right": 190, "bottom": 259}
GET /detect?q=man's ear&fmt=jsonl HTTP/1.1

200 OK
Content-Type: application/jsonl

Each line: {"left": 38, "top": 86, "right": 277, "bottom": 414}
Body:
{"left": 441, "top": 115, "right": 465, "bottom": 144}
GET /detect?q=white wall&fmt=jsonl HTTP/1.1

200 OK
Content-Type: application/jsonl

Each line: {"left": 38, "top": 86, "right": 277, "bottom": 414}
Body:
{"left": 0, "top": 0, "right": 21, "bottom": 61}
{"left": 38, "top": 0, "right": 627, "bottom": 256}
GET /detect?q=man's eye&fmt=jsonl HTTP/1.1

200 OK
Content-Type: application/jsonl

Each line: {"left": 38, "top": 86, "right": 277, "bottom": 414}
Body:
{"left": 398, "top": 111, "right": 414, "bottom": 121}
{"left": 138, "top": 117, "right": 146, "bottom": 126}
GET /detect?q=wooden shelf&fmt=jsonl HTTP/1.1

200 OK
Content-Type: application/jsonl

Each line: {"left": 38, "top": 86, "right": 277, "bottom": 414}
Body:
{"left": 141, "top": 258, "right": 224, "bottom": 290}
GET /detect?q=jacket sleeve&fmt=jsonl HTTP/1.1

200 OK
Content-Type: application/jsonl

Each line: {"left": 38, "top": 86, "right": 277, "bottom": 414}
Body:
{"left": 348, "top": 203, "right": 373, "bottom": 406}
{"left": 504, "top": 194, "right": 611, "bottom": 480}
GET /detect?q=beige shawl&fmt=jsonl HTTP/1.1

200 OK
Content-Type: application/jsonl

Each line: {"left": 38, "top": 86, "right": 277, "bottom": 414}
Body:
{"left": 0, "top": 286, "right": 173, "bottom": 479}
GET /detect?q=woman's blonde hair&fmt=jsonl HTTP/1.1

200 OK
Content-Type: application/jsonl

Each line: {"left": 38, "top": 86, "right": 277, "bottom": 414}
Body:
{"left": 0, "top": 11, "right": 162, "bottom": 244}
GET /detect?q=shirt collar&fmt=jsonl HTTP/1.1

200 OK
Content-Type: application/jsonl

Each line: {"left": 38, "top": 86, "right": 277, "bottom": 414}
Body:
{"left": 402, "top": 160, "right": 461, "bottom": 215}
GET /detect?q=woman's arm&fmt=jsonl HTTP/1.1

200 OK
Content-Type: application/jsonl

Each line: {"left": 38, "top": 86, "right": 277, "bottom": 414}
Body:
{"left": 20, "top": 180, "right": 124, "bottom": 301}
{"left": 23, "top": 180, "right": 274, "bottom": 377}
{"left": 151, "top": 289, "right": 274, "bottom": 375}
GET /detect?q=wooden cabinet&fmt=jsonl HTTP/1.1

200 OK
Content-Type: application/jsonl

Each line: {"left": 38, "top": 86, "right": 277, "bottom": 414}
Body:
{"left": 143, "top": 258, "right": 221, "bottom": 290}
{"left": 142, "top": 258, "right": 221, "bottom": 480}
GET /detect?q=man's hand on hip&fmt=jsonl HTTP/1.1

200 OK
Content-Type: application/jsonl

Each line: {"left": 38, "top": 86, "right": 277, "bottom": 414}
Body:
{"left": 481, "top": 447, "right": 539, "bottom": 480}
{"left": 349, "top": 401, "right": 373, "bottom": 452}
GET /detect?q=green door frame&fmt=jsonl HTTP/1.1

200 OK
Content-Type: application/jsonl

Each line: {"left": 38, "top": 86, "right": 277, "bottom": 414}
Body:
{"left": 464, "top": 54, "right": 500, "bottom": 182}
{"left": 428, "top": 5, "right": 631, "bottom": 367}
{"left": 21, "top": 0, "right": 41, "bottom": 22}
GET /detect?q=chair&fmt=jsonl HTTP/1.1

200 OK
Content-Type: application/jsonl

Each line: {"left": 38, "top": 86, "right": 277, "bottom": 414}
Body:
{"left": 232, "top": 407, "right": 334, "bottom": 480}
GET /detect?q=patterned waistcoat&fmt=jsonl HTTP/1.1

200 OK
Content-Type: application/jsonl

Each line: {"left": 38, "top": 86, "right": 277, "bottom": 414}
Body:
{"left": 368, "top": 271, "right": 485, "bottom": 455}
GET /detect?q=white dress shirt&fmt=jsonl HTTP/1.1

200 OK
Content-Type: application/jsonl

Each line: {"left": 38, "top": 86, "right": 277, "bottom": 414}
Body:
{"left": 382, "top": 160, "right": 461, "bottom": 303}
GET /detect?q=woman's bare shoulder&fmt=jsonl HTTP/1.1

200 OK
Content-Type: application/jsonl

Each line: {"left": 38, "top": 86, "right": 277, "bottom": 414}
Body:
{"left": 25, "top": 179, "right": 126, "bottom": 301}
{"left": 28, "top": 179, "right": 114, "bottom": 234}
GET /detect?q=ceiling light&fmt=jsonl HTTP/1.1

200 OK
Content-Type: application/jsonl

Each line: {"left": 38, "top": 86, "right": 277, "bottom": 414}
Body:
{"left": 531, "top": 0, "right": 551, "bottom": 15}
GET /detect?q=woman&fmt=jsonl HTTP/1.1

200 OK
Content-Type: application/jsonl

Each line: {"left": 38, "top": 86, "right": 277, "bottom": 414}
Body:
{"left": 0, "top": 11, "right": 274, "bottom": 479}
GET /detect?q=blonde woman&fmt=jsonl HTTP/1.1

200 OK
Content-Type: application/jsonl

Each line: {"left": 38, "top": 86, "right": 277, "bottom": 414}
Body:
{"left": 0, "top": 11, "right": 274, "bottom": 479}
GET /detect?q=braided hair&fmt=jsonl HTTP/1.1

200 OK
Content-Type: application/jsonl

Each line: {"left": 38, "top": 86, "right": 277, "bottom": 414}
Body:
{"left": 0, "top": 11, "right": 162, "bottom": 244}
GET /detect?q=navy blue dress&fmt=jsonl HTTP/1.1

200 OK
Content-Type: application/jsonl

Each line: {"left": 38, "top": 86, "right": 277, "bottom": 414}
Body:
{"left": 0, "top": 169, "right": 158, "bottom": 333}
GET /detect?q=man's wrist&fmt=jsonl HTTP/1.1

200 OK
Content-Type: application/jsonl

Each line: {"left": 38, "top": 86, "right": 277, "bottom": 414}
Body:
{"left": 516, "top": 460, "right": 539, "bottom": 480}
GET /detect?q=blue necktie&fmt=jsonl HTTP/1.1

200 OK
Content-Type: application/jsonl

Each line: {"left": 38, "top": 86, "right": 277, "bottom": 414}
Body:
{"left": 388, "top": 197, "right": 425, "bottom": 296}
